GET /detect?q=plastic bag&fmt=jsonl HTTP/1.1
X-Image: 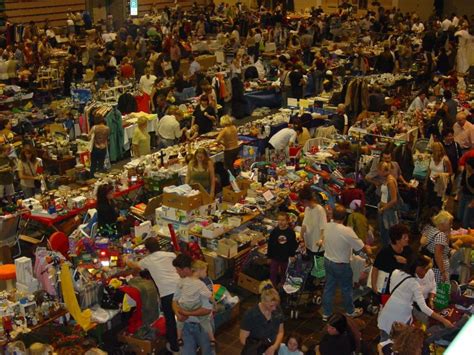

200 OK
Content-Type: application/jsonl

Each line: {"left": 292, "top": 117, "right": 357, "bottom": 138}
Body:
{"left": 311, "top": 253, "right": 325, "bottom": 278}
{"left": 434, "top": 282, "right": 451, "bottom": 310}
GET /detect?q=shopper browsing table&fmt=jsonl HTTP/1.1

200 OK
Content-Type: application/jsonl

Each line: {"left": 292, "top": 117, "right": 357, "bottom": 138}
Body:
{"left": 216, "top": 115, "right": 240, "bottom": 173}
{"left": 186, "top": 148, "right": 216, "bottom": 198}
{"left": 157, "top": 106, "right": 185, "bottom": 148}
{"left": 377, "top": 255, "right": 453, "bottom": 342}
{"left": 377, "top": 162, "right": 401, "bottom": 247}
{"left": 422, "top": 210, "right": 454, "bottom": 283}
{"left": 193, "top": 95, "right": 217, "bottom": 135}
{"left": 240, "top": 281, "right": 284, "bottom": 355}
{"left": 88, "top": 116, "right": 110, "bottom": 176}
{"left": 18, "top": 146, "right": 43, "bottom": 198}
{"left": 132, "top": 116, "right": 151, "bottom": 157}
{"left": 298, "top": 185, "right": 327, "bottom": 257}
{"left": 453, "top": 112, "right": 474, "bottom": 153}
{"left": 321, "top": 204, "right": 371, "bottom": 321}
{"left": 370, "top": 224, "right": 413, "bottom": 294}
{"left": 267, "top": 127, "right": 297, "bottom": 151}
{"left": 125, "top": 238, "right": 180, "bottom": 354}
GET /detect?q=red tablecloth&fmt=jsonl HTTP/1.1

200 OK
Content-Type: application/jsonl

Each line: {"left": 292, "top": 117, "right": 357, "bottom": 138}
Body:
{"left": 22, "top": 182, "right": 144, "bottom": 228}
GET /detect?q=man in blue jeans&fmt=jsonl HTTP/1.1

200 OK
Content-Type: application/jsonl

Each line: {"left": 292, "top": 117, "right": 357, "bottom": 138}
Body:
{"left": 321, "top": 204, "right": 372, "bottom": 321}
{"left": 172, "top": 254, "right": 215, "bottom": 355}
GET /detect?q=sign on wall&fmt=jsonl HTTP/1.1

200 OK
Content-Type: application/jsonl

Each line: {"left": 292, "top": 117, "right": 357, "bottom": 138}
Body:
{"left": 130, "top": 0, "right": 138, "bottom": 16}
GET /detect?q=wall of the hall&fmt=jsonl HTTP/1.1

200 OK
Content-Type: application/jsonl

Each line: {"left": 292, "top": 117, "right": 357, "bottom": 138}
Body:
{"left": 443, "top": 0, "right": 474, "bottom": 17}
{"left": 4, "top": 0, "right": 86, "bottom": 27}
{"left": 4, "top": 0, "right": 204, "bottom": 28}
{"left": 397, "top": 0, "right": 434, "bottom": 19}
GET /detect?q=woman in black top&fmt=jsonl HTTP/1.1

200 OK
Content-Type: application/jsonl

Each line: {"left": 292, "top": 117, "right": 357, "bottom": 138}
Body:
{"left": 96, "top": 184, "right": 125, "bottom": 238}
{"left": 459, "top": 157, "right": 474, "bottom": 228}
{"left": 317, "top": 313, "right": 359, "bottom": 355}
{"left": 192, "top": 95, "right": 216, "bottom": 135}
{"left": 240, "top": 281, "right": 285, "bottom": 355}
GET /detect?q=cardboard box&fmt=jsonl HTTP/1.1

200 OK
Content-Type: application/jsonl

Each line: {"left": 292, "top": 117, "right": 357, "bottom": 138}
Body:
{"left": 202, "top": 223, "right": 225, "bottom": 239}
{"left": 217, "top": 238, "right": 238, "bottom": 258}
{"left": 162, "top": 184, "right": 211, "bottom": 211}
{"left": 117, "top": 331, "right": 166, "bottom": 354}
{"left": 238, "top": 272, "right": 262, "bottom": 294}
{"left": 203, "top": 253, "right": 227, "bottom": 280}
{"left": 156, "top": 206, "right": 194, "bottom": 224}
{"left": 222, "top": 179, "right": 250, "bottom": 204}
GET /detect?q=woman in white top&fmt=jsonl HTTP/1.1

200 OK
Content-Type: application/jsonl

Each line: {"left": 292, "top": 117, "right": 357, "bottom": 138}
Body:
{"left": 377, "top": 162, "right": 400, "bottom": 247}
{"left": 426, "top": 142, "right": 452, "bottom": 209}
{"left": 378, "top": 255, "right": 453, "bottom": 341}
{"left": 18, "top": 146, "right": 43, "bottom": 197}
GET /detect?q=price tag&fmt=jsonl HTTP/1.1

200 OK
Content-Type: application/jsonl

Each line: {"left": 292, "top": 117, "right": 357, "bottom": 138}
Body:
{"left": 262, "top": 190, "right": 274, "bottom": 201}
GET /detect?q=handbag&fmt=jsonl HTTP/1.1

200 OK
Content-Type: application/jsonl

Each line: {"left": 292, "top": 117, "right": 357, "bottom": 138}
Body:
{"left": 380, "top": 273, "right": 413, "bottom": 306}
{"left": 241, "top": 337, "right": 272, "bottom": 355}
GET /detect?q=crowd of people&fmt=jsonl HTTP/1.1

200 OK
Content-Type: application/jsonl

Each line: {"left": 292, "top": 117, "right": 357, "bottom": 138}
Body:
{"left": 0, "top": 1, "right": 473, "bottom": 354}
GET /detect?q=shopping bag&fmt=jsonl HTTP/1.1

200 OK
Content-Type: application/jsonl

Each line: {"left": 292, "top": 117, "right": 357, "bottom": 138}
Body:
{"left": 104, "top": 149, "right": 111, "bottom": 170}
{"left": 311, "top": 253, "right": 325, "bottom": 278}
{"left": 434, "top": 282, "right": 451, "bottom": 310}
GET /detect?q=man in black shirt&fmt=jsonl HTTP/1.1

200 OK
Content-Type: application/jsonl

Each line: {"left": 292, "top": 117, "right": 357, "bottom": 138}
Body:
{"left": 442, "top": 128, "right": 462, "bottom": 173}
{"left": 193, "top": 95, "right": 216, "bottom": 135}
{"left": 267, "top": 212, "right": 297, "bottom": 288}
{"left": 371, "top": 224, "right": 413, "bottom": 293}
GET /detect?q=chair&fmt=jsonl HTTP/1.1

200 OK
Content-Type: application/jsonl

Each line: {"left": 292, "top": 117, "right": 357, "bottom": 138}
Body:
{"left": 0, "top": 214, "right": 22, "bottom": 259}
{"left": 79, "top": 209, "right": 98, "bottom": 239}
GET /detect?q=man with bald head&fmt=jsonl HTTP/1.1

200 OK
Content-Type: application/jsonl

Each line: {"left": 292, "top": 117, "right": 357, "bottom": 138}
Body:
{"left": 453, "top": 112, "right": 474, "bottom": 154}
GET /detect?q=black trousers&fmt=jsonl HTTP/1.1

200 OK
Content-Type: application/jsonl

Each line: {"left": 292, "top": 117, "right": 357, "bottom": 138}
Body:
{"left": 224, "top": 147, "right": 241, "bottom": 172}
{"left": 161, "top": 294, "right": 179, "bottom": 351}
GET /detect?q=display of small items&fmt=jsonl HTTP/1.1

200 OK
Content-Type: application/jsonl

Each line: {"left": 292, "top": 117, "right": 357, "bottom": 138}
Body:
{"left": 0, "top": 290, "right": 62, "bottom": 341}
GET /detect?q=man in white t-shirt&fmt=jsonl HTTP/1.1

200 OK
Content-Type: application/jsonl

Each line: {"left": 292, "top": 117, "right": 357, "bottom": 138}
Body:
{"left": 139, "top": 69, "right": 157, "bottom": 96}
{"left": 157, "top": 110, "right": 185, "bottom": 147}
{"left": 126, "top": 238, "right": 180, "bottom": 353}
{"left": 298, "top": 185, "right": 327, "bottom": 254}
{"left": 441, "top": 16, "right": 452, "bottom": 32}
{"left": 321, "top": 204, "right": 371, "bottom": 321}
{"left": 268, "top": 127, "right": 297, "bottom": 151}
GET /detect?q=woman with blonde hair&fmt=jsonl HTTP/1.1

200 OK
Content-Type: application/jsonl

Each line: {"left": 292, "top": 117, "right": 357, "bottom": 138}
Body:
{"left": 240, "top": 281, "right": 284, "bottom": 355}
{"left": 377, "top": 161, "right": 400, "bottom": 247}
{"left": 216, "top": 115, "right": 240, "bottom": 174}
{"left": 422, "top": 210, "right": 454, "bottom": 283}
{"left": 426, "top": 141, "right": 452, "bottom": 209}
{"left": 186, "top": 148, "right": 216, "bottom": 198}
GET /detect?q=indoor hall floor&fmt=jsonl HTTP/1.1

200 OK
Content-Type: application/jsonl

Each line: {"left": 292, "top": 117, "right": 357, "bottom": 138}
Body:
{"left": 214, "top": 289, "right": 380, "bottom": 355}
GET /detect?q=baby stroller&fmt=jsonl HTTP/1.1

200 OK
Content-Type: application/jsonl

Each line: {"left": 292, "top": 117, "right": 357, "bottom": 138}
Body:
{"left": 282, "top": 251, "right": 318, "bottom": 319}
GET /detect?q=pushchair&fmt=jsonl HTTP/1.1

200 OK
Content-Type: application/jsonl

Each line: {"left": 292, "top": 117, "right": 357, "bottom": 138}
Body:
{"left": 282, "top": 252, "right": 319, "bottom": 319}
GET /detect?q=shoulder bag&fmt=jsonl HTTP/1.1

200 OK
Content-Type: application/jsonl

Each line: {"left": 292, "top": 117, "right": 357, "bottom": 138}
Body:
{"left": 380, "top": 273, "right": 413, "bottom": 306}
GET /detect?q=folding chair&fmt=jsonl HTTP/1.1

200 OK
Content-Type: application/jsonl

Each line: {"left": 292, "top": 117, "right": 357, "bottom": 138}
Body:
{"left": 0, "top": 213, "right": 22, "bottom": 259}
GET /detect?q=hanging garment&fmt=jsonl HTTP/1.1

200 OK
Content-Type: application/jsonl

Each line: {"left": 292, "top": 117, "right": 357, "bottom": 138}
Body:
{"left": 120, "top": 285, "right": 143, "bottom": 334}
{"left": 60, "top": 263, "right": 93, "bottom": 330}
{"left": 128, "top": 277, "right": 160, "bottom": 328}
{"left": 105, "top": 107, "right": 125, "bottom": 161}
{"left": 135, "top": 93, "right": 151, "bottom": 114}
